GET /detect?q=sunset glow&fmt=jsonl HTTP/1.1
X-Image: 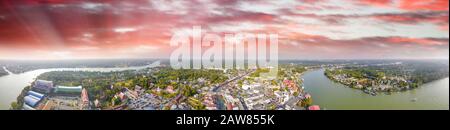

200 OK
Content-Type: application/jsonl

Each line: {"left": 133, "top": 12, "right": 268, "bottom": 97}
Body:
{"left": 0, "top": 0, "right": 448, "bottom": 60}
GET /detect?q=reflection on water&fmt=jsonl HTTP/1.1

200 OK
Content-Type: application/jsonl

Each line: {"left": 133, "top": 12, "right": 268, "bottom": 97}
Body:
{"left": 302, "top": 69, "right": 449, "bottom": 110}
{"left": 0, "top": 62, "right": 159, "bottom": 109}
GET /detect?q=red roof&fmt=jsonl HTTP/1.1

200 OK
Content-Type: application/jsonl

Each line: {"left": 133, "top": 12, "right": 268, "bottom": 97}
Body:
{"left": 227, "top": 103, "right": 233, "bottom": 110}
{"left": 308, "top": 105, "right": 320, "bottom": 110}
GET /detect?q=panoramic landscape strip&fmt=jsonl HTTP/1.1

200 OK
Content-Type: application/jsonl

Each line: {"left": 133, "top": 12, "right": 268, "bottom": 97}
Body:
{"left": 0, "top": 0, "right": 448, "bottom": 112}
{"left": 1, "top": 59, "right": 447, "bottom": 110}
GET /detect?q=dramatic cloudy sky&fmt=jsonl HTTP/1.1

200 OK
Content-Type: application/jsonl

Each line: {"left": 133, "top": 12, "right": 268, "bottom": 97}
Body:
{"left": 0, "top": 0, "right": 448, "bottom": 60}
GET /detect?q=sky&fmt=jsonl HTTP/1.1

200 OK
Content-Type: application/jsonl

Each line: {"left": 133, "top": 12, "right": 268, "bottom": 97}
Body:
{"left": 0, "top": 0, "right": 448, "bottom": 60}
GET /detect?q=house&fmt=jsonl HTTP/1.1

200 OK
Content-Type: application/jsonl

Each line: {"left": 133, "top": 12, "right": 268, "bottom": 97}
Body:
{"left": 94, "top": 99, "right": 100, "bottom": 108}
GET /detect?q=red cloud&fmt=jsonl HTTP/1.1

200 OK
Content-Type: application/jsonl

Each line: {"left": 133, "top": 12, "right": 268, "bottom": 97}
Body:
{"left": 356, "top": 0, "right": 449, "bottom": 11}
{"left": 200, "top": 9, "right": 277, "bottom": 25}
{"left": 374, "top": 12, "right": 448, "bottom": 23}
{"left": 400, "top": 0, "right": 449, "bottom": 11}
{"left": 297, "top": 0, "right": 327, "bottom": 4}
{"left": 1, "top": 0, "right": 448, "bottom": 60}
{"left": 280, "top": 34, "right": 449, "bottom": 59}
{"left": 358, "top": 0, "right": 393, "bottom": 7}
{"left": 387, "top": 37, "right": 448, "bottom": 45}
{"left": 440, "top": 24, "right": 449, "bottom": 31}
{"left": 372, "top": 11, "right": 449, "bottom": 31}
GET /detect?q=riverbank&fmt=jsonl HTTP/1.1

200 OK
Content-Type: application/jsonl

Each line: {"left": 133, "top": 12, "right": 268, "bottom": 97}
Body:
{"left": 9, "top": 86, "right": 31, "bottom": 110}
{"left": 0, "top": 62, "right": 160, "bottom": 109}
{"left": 302, "top": 69, "right": 449, "bottom": 110}
{"left": 324, "top": 68, "right": 423, "bottom": 96}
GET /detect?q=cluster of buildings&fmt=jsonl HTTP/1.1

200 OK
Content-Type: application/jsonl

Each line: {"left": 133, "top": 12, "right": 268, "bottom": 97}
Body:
{"left": 169, "top": 102, "right": 190, "bottom": 110}
{"left": 326, "top": 69, "right": 412, "bottom": 94}
{"left": 223, "top": 94, "right": 240, "bottom": 110}
{"left": 202, "top": 93, "right": 217, "bottom": 110}
{"left": 126, "top": 86, "right": 163, "bottom": 110}
{"left": 235, "top": 68, "right": 319, "bottom": 110}
{"left": 273, "top": 89, "right": 291, "bottom": 105}
{"left": 241, "top": 82, "right": 272, "bottom": 110}
{"left": 283, "top": 79, "right": 300, "bottom": 95}
{"left": 192, "top": 68, "right": 317, "bottom": 110}
{"left": 21, "top": 66, "right": 321, "bottom": 111}
{"left": 23, "top": 91, "right": 45, "bottom": 110}
{"left": 115, "top": 85, "right": 189, "bottom": 110}
{"left": 22, "top": 80, "right": 90, "bottom": 110}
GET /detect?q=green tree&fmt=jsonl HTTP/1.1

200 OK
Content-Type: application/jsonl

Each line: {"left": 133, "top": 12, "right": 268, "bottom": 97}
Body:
{"left": 10, "top": 102, "right": 19, "bottom": 110}
{"left": 300, "top": 98, "right": 313, "bottom": 107}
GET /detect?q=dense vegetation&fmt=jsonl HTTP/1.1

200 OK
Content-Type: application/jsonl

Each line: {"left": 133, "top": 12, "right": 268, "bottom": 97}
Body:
{"left": 0, "top": 59, "right": 157, "bottom": 74}
{"left": 325, "top": 68, "right": 386, "bottom": 80}
{"left": 33, "top": 67, "right": 228, "bottom": 108}
{"left": 278, "top": 64, "right": 307, "bottom": 80}
{"left": 325, "top": 61, "right": 449, "bottom": 93}
{"left": 345, "top": 61, "right": 448, "bottom": 84}
{"left": 250, "top": 68, "right": 270, "bottom": 77}
{"left": 153, "top": 68, "right": 228, "bottom": 89}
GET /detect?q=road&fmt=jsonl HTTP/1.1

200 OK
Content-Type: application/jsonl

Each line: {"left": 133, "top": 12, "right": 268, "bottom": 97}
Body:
{"left": 212, "top": 69, "right": 255, "bottom": 92}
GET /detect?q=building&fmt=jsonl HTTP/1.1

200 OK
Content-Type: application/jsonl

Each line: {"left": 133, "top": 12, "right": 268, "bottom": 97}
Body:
{"left": 118, "top": 92, "right": 127, "bottom": 101}
{"left": 81, "top": 88, "right": 89, "bottom": 103}
{"left": 94, "top": 99, "right": 100, "bottom": 108}
{"left": 27, "top": 91, "right": 45, "bottom": 99}
{"left": 24, "top": 95, "right": 41, "bottom": 107}
{"left": 54, "top": 86, "right": 82, "bottom": 94}
{"left": 22, "top": 104, "right": 35, "bottom": 110}
{"left": 203, "top": 94, "right": 217, "bottom": 110}
{"left": 283, "top": 79, "right": 299, "bottom": 94}
{"left": 32, "top": 80, "right": 54, "bottom": 93}
{"left": 23, "top": 90, "right": 45, "bottom": 109}
{"left": 81, "top": 88, "right": 89, "bottom": 109}
{"left": 227, "top": 103, "right": 233, "bottom": 110}
{"left": 134, "top": 85, "right": 143, "bottom": 95}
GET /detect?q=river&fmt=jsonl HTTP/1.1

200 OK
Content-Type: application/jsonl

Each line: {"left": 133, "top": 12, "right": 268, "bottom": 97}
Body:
{"left": 2, "top": 66, "right": 447, "bottom": 110}
{"left": 302, "top": 69, "right": 449, "bottom": 110}
{"left": 0, "top": 61, "right": 160, "bottom": 109}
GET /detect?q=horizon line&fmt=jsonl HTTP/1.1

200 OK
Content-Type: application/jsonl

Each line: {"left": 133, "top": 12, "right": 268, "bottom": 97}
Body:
{"left": 0, "top": 58, "right": 448, "bottom": 61}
